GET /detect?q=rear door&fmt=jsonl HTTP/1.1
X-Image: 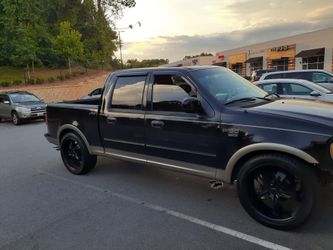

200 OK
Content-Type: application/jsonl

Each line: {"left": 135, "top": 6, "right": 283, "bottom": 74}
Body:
{"left": 144, "top": 71, "right": 220, "bottom": 178}
{"left": 99, "top": 74, "right": 147, "bottom": 159}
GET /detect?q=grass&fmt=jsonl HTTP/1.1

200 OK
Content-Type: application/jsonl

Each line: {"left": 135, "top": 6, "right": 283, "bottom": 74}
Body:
{"left": 0, "top": 66, "right": 88, "bottom": 87}
{"left": 0, "top": 66, "right": 25, "bottom": 82}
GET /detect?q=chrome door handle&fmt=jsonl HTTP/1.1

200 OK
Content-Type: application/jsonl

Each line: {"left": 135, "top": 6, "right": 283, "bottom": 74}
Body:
{"left": 151, "top": 120, "right": 164, "bottom": 128}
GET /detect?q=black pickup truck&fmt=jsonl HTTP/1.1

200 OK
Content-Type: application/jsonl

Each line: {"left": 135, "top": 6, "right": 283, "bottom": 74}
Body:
{"left": 45, "top": 66, "right": 333, "bottom": 230}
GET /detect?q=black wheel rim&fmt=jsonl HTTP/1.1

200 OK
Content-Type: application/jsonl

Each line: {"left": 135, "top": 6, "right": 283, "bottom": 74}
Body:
{"left": 248, "top": 165, "right": 303, "bottom": 222}
{"left": 62, "top": 138, "right": 83, "bottom": 171}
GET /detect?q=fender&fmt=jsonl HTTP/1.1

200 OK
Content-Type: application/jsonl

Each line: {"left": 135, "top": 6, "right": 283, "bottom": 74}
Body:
{"left": 57, "top": 124, "right": 94, "bottom": 155}
{"left": 216, "top": 143, "right": 319, "bottom": 183}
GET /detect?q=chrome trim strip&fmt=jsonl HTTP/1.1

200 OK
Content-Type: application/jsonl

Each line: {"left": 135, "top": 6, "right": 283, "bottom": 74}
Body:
{"left": 104, "top": 138, "right": 145, "bottom": 147}
{"left": 146, "top": 159, "right": 211, "bottom": 176}
{"left": 104, "top": 152, "right": 147, "bottom": 163}
{"left": 102, "top": 151, "right": 214, "bottom": 178}
{"left": 221, "top": 122, "right": 331, "bottom": 137}
{"left": 217, "top": 143, "right": 319, "bottom": 184}
{"left": 146, "top": 144, "right": 216, "bottom": 157}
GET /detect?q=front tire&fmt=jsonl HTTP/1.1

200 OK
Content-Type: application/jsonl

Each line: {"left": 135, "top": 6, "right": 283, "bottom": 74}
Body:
{"left": 12, "top": 112, "right": 21, "bottom": 125}
{"left": 237, "top": 153, "right": 317, "bottom": 230}
{"left": 60, "top": 132, "right": 97, "bottom": 175}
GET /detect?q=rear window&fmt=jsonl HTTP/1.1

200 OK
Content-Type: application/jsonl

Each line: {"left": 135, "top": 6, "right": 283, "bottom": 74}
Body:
{"left": 110, "top": 76, "right": 146, "bottom": 110}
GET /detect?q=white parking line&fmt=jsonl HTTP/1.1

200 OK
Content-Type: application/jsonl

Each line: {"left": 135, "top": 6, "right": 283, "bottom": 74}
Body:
{"left": 40, "top": 171, "right": 292, "bottom": 250}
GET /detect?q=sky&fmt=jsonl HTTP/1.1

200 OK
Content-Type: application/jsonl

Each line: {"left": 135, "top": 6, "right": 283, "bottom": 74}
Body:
{"left": 115, "top": 0, "right": 333, "bottom": 62}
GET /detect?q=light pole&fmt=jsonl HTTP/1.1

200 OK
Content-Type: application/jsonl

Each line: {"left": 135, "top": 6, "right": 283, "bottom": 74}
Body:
{"left": 116, "top": 21, "right": 141, "bottom": 69}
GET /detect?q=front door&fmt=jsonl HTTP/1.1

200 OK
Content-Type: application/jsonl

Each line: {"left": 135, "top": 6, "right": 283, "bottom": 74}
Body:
{"left": 145, "top": 72, "right": 220, "bottom": 178}
{"left": 99, "top": 75, "right": 147, "bottom": 160}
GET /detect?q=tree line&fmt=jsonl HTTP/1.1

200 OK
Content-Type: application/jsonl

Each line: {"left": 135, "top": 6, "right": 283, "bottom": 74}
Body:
{"left": 0, "top": 0, "right": 136, "bottom": 72}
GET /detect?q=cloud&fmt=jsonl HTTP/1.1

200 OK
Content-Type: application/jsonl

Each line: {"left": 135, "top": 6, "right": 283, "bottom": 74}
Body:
{"left": 121, "top": 0, "right": 333, "bottom": 62}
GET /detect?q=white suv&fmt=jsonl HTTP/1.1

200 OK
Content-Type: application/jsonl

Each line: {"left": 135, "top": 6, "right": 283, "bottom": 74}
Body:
{"left": 260, "top": 70, "right": 333, "bottom": 90}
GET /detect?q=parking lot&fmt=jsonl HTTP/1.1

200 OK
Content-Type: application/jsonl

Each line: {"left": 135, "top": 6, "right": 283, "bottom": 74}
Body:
{"left": 0, "top": 121, "right": 333, "bottom": 250}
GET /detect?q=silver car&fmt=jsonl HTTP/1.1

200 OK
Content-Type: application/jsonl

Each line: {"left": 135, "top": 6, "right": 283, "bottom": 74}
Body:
{"left": 259, "top": 69, "right": 333, "bottom": 91}
{"left": 254, "top": 79, "right": 333, "bottom": 102}
{"left": 0, "top": 91, "right": 46, "bottom": 125}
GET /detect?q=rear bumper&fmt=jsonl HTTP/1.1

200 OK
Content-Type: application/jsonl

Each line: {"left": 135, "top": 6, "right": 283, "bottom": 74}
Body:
{"left": 44, "top": 133, "right": 58, "bottom": 145}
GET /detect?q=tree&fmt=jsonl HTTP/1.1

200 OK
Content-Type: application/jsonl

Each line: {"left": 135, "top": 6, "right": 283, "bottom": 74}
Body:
{"left": 54, "top": 21, "right": 84, "bottom": 74}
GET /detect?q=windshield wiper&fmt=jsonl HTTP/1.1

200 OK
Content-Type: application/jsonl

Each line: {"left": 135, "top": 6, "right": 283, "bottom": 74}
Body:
{"left": 225, "top": 97, "right": 258, "bottom": 105}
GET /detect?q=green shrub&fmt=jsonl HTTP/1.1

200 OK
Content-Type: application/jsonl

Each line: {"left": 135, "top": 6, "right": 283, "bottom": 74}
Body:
{"left": 72, "top": 72, "right": 79, "bottom": 77}
{"left": 64, "top": 73, "right": 71, "bottom": 79}
{"left": 79, "top": 71, "right": 85, "bottom": 75}
{"left": 35, "top": 78, "right": 45, "bottom": 84}
{"left": 0, "top": 81, "right": 11, "bottom": 87}
{"left": 48, "top": 77, "right": 55, "bottom": 83}
{"left": 13, "top": 79, "right": 22, "bottom": 85}
{"left": 57, "top": 75, "right": 64, "bottom": 81}
{"left": 27, "top": 79, "right": 35, "bottom": 85}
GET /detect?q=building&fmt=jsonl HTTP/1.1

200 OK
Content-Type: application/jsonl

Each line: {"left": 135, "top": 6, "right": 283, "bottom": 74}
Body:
{"left": 215, "top": 27, "right": 333, "bottom": 77}
{"left": 162, "top": 55, "right": 216, "bottom": 67}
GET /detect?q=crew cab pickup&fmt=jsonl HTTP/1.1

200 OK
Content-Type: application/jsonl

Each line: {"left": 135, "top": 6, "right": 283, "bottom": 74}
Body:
{"left": 45, "top": 66, "right": 333, "bottom": 230}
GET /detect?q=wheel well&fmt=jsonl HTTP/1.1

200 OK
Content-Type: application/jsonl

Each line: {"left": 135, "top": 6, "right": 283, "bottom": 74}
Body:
{"left": 59, "top": 129, "right": 77, "bottom": 143}
{"left": 230, "top": 150, "right": 315, "bottom": 183}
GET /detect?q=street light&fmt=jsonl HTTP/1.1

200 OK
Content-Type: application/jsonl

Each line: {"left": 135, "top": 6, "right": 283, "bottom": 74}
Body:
{"left": 116, "top": 21, "right": 141, "bottom": 68}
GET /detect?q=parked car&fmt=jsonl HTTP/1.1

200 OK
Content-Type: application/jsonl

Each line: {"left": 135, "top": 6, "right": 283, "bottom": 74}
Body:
{"left": 81, "top": 87, "right": 103, "bottom": 100}
{"left": 253, "top": 69, "right": 276, "bottom": 81}
{"left": 255, "top": 79, "right": 333, "bottom": 102}
{"left": 260, "top": 69, "right": 333, "bottom": 90}
{"left": 45, "top": 66, "right": 333, "bottom": 230}
{"left": 0, "top": 91, "right": 46, "bottom": 125}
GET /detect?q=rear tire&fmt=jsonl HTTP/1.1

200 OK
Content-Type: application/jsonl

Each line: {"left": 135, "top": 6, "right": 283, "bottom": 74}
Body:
{"left": 12, "top": 112, "right": 21, "bottom": 125}
{"left": 237, "top": 153, "right": 318, "bottom": 230}
{"left": 60, "top": 132, "right": 97, "bottom": 175}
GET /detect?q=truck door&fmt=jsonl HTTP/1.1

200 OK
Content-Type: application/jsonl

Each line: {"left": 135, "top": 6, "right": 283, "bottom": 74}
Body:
{"left": 99, "top": 74, "right": 147, "bottom": 160}
{"left": 144, "top": 72, "right": 220, "bottom": 178}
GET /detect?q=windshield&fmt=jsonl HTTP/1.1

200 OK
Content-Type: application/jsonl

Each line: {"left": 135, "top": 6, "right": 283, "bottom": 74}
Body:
{"left": 310, "top": 83, "right": 332, "bottom": 94}
{"left": 9, "top": 93, "right": 40, "bottom": 103}
{"left": 190, "top": 67, "right": 267, "bottom": 104}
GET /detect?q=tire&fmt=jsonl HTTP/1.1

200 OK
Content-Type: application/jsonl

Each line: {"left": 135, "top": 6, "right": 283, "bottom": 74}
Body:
{"left": 237, "top": 153, "right": 318, "bottom": 230}
{"left": 60, "top": 132, "right": 97, "bottom": 175}
{"left": 12, "top": 112, "right": 21, "bottom": 125}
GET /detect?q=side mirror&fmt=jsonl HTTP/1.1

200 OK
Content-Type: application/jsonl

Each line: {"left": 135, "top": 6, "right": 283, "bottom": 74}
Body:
{"left": 310, "top": 91, "right": 321, "bottom": 97}
{"left": 182, "top": 97, "right": 203, "bottom": 114}
{"left": 3, "top": 100, "right": 10, "bottom": 105}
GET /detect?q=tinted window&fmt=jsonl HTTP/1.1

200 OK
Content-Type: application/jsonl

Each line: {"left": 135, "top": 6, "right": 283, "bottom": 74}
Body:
{"left": 281, "top": 83, "right": 312, "bottom": 95}
{"left": 312, "top": 73, "right": 331, "bottom": 83}
{"left": 152, "top": 74, "right": 196, "bottom": 112}
{"left": 111, "top": 76, "right": 146, "bottom": 110}
{"left": 261, "top": 83, "right": 278, "bottom": 94}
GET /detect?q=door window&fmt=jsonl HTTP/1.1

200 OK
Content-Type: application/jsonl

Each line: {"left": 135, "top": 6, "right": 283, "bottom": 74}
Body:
{"left": 261, "top": 83, "right": 278, "bottom": 94}
{"left": 312, "top": 73, "right": 331, "bottom": 83}
{"left": 110, "top": 76, "right": 146, "bottom": 110}
{"left": 281, "top": 83, "right": 312, "bottom": 95}
{"left": 152, "top": 74, "right": 196, "bottom": 112}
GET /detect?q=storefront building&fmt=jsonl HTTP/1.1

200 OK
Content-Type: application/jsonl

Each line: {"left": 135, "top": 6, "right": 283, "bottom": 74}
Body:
{"left": 215, "top": 27, "right": 333, "bottom": 77}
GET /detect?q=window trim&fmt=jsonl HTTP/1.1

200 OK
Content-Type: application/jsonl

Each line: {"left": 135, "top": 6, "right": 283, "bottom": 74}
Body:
{"left": 149, "top": 71, "right": 198, "bottom": 115}
{"left": 107, "top": 75, "right": 148, "bottom": 112}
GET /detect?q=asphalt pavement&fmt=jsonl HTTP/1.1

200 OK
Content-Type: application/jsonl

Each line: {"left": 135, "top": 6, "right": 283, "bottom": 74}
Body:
{"left": 0, "top": 121, "right": 332, "bottom": 250}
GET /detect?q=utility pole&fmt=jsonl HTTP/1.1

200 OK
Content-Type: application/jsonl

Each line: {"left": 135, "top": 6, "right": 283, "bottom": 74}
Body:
{"left": 118, "top": 31, "right": 123, "bottom": 69}
{"left": 116, "top": 21, "right": 141, "bottom": 69}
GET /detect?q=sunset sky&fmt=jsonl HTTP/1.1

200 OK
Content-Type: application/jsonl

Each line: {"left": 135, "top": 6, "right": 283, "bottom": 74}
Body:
{"left": 115, "top": 0, "right": 333, "bottom": 62}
